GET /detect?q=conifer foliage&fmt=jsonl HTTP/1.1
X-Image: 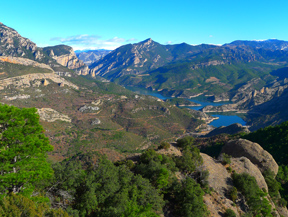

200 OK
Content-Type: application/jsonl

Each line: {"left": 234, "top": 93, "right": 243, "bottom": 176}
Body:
{"left": 0, "top": 104, "right": 54, "bottom": 196}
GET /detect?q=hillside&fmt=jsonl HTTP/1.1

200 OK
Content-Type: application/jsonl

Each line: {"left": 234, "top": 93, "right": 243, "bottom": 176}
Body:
{"left": 89, "top": 38, "right": 288, "bottom": 99}
{"left": 2, "top": 108, "right": 288, "bottom": 216}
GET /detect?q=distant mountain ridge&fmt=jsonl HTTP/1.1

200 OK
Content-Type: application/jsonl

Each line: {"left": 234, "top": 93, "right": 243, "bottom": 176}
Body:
{"left": 76, "top": 49, "right": 111, "bottom": 66}
{"left": 88, "top": 38, "right": 288, "bottom": 97}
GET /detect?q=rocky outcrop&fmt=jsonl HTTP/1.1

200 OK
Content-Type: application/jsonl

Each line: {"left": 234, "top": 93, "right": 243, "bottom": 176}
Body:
{"left": 230, "top": 157, "right": 268, "bottom": 191}
{"left": 0, "top": 23, "right": 40, "bottom": 59}
{"left": 201, "top": 153, "right": 245, "bottom": 216}
{"left": 4, "top": 94, "right": 30, "bottom": 101}
{"left": 205, "top": 123, "right": 250, "bottom": 137}
{"left": 43, "top": 45, "right": 90, "bottom": 75}
{"left": 0, "top": 56, "right": 53, "bottom": 71}
{"left": 37, "top": 108, "right": 71, "bottom": 122}
{"left": 91, "top": 118, "right": 101, "bottom": 125}
{"left": 201, "top": 153, "right": 233, "bottom": 196}
{"left": 201, "top": 152, "right": 285, "bottom": 217}
{"left": 79, "top": 105, "right": 100, "bottom": 113}
{"left": 0, "top": 73, "right": 79, "bottom": 90}
{"left": 221, "top": 139, "right": 279, "bottom": 175}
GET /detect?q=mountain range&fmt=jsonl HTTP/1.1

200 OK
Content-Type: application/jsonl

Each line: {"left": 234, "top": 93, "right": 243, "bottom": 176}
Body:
{"left": 76, "top": 49, "right": 111, "bottom": 66}
{"left": 2, "top": 22, "right": 288, "bottom": 217}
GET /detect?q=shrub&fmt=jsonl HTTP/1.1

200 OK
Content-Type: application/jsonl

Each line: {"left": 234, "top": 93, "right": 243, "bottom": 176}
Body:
{"left": 176, "top": 136, "right": 194, "bottom": 148}
{"left": 159, "top": 141, "right": 171, "bottom": 150}
{"left": 221, "top": 153, "right": 231, "bottom": 165}
{"left": 224, "top": 209, "right": 236, "bottom": 217}
{"left": 229, "top": 187, "right": 238, "bottom": 202}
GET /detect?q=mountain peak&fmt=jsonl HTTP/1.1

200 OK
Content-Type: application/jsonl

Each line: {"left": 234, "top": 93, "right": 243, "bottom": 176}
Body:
{"left": 140, "top": 38, "right": 153, "bottom": 44}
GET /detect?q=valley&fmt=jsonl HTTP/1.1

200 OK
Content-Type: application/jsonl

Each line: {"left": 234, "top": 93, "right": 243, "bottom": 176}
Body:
{"left": 1, "top": 20, "right": 288, "bottom": 217}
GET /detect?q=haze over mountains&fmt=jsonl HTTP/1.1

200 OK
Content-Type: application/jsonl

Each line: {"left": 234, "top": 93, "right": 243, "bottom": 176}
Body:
{"left": 76, "top": 49, "right": 111, "bottom": 66}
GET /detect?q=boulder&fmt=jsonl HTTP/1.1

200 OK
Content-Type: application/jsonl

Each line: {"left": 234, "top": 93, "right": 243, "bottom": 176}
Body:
{"left": 230, "top": 157, "right": 268, "bottom": 191}
{"left": 201, "top": 153, "right": 232, "bottom": 196}
{"left": 221, "top": 139, "right": 278, "bottom": 176}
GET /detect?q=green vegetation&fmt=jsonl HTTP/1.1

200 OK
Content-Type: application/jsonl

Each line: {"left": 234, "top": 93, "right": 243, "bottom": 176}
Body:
{"left": 224, "top": 209, "right": 236, "bottom": 217}
{"left": 116, "top": 61, "right": 279, "bottom": 96}
{"left": 0, "top": 104, "right": 54, "bottom": 197}
{"left": 221, "top": 153, "right": 232, "bottom": 165}
{"left": 43, "top": 45, "right": 72, "bottom": 56}
{"left": 158, "top": 141, "right": 170, "bottom": 150}
{"left": 0, "top": 106, "right": 209, "bottom": 216}
{"left": 232, "top": 173, "right": 273, "bottom": 217}
{"left": 0, "top": 194, "right": 69, "bottom": 217}
{"left": 242, "top": 121, "right": 288, "bottom": 203}
{"left": 242, "top": 121, "right": 288, "bottom": 165}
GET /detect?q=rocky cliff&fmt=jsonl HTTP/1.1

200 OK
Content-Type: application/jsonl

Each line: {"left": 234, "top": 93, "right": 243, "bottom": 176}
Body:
{"left": 0, "top": 22, "right": 43, "bottom": 60}
{"left": 43, "top": 45, "right": 90, "bottom": 75}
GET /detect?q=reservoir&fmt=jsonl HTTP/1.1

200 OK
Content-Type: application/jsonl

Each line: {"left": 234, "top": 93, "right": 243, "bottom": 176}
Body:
{"left": 125, "top": 86, "right": 246, "bottom": 128}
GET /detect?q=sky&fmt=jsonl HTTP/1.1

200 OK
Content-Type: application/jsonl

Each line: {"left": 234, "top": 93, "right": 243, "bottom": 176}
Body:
{"left": 1, "top": 0, "right": 288, "bottom": 51}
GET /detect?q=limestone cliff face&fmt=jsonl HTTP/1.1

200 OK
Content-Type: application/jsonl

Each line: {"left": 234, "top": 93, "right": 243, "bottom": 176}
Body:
{"left": 43, "top": 45, "right": 90, "bottom": 75}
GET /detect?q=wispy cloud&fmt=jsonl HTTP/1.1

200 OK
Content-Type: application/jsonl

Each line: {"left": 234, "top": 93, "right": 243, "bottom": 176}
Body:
{"left": 126, "top": 38, "right": 137, "bottom": 42}
{"left": 50, "top": 34, "right": 137, "bottom": 50}
{"left": 166, "top": 41, "right": 173, "bottom": 44}
{"left": 209, "top": 35, "right": 213, "bottom": 38}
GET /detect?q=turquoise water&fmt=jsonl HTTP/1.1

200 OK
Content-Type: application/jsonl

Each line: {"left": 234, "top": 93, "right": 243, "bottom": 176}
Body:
{"left": 125, "top": 86, "right": 246, "bottom": 127}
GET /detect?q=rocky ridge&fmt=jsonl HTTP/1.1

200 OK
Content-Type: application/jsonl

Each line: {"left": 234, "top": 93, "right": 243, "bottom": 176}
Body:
{"left": 0, "top": 22, "right": 40, "bottom": 59}
{"left": 0, "top": 73, "right": 79, "bottom": 90}
{"left": 0, "top": 56, "right": 53, "bottom": 71}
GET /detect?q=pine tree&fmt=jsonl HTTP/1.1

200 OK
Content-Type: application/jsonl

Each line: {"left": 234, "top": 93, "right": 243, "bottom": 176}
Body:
{"left": 0, "top": 104, "right": 53, "bottom": 196}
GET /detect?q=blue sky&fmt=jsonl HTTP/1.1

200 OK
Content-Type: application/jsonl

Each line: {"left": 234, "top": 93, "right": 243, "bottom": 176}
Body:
{"left": 1, "top": 0, "right": 288, "bottom": 50}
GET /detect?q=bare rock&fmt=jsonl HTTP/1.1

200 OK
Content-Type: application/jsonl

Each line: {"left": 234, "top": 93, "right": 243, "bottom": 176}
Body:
{"left": 37, "top": 108, "right": 71, "bottom": 122}
{"left": 91, "top": 118, "right": 101, "bottom": 125}
{"left": 230, "top": 157, "right": 268, "bottom": 191}
{"left": 0, "top": 73, "right": 79, "bottom": 90}
{"left": 204, "top": 192, "right": 241, "bottom": 217}
{"left": 221, "top": 139, "right": 278, "bottom": 176}
{"left": 79, "top": 105, "right": 100, "bottom": 113}
{"left": 201, "top": 153, "right": 232, "bottom": 196}
{"left": 43, "top": 79, "right": 49, "bottom": 86}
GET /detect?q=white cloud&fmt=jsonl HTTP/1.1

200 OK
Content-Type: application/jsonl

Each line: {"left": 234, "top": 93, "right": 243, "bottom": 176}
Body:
{"left": 166, "top": 41, "right": 173, "bottom": 44}
{"left": 126, "top": 38, "right": 137, "bottom": 42}
{"left": 209, "top": 35, "right": 213, "bottom": 38}
{"left": 50, "top": 34, "right": 136, "bottom": 50}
